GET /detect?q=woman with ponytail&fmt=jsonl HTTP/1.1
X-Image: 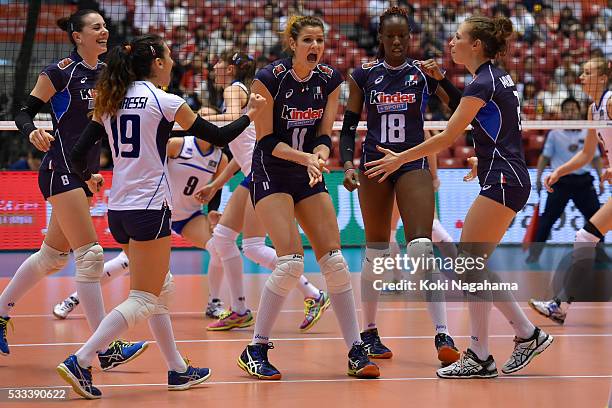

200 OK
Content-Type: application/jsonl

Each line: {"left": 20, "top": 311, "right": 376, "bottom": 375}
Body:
{"left": 55, "top": 34, "right": 266, "bottom": 398}
{"left": 366, "top": 15, "right": 554, "bottom": 379}
{"left": 4, "top": 9, "right": 148, "bottom": 369}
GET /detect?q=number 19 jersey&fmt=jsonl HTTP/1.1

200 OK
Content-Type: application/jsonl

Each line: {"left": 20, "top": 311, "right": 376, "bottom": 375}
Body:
{"left": 101, "top": 81, "right": 185, "bottom": 211}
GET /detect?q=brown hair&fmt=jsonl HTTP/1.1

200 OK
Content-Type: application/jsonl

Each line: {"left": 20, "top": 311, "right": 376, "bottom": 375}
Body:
{"left": 282, "top": 15, "right": 325, "bottom": 55}
{"left": 94, "top": 34, "right": 165, "bottom": 118}
{"left": 377, "top": 6, "right": 412, "bottom": 60}
{"left": 464, "top": 16, "right": 513, "bottom": 59}
{"left": 56, "top": 9, "right": 101, "bottom": 46}
{"left": 219, "top": 50, "right": 256, "bottom": 89}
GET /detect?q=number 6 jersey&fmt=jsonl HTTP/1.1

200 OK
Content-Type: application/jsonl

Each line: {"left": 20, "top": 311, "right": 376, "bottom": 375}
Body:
{"left": 101, "top": 80, "right": 185, "bottom": 211}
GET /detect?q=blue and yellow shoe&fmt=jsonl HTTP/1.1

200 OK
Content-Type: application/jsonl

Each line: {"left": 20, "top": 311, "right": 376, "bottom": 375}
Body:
{"left": 237, "top": 342, "right": 282, "bottom": 380}
{"left": 0, "top": 316, "right": 12, "bottom": 356}
{"left": 360, "top": 328, "right": 393, "bottom": 359}
{"left": 347, "top": 342, "right": 380, "bottom": 378}
{"left": 435, "top": 333, "right": 460, "bottom": 366}
{"left": 168, "top": 357, "right": 212, "bottom": 390}
{"left": 98, "top": 340, "right": 149, "bottom": 371}
{"left": 299, "top": 291, "right": 331, "bottom": 332}
{"left": 57, "top": 355, "right": 102, "bottom": 399}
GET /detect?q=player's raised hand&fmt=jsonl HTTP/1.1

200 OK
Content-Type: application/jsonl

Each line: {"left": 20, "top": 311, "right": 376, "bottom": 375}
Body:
{"left": 246, "top": 93, "right": 267, "bottom": 120}
{"left": 415, "top": 59, "right": 445, "bottom": 80}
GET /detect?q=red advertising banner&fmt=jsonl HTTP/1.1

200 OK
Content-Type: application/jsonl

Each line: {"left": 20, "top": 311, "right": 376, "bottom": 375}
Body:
{"left": 0, "top": 171, "right": 194, "bottom": 250}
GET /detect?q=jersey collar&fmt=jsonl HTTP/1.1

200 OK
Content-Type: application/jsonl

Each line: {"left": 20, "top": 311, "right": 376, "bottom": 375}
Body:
{"left": 383, "top": 59, "right": 410, "bottom": 71}
{"left": 71, "top": 50, "right": 99, "bottom": 70}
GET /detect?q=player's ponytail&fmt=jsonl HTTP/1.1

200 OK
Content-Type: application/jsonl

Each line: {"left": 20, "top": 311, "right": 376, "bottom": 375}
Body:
{"left": 94, "top": 34, "right": 165, "bottom": 118}
{"left": 282, "top": 15, "right": 325, "bottom": 55}
{"left": 57, "top": 9, "right": 100, "bottom": 47}
{"left": 465, "top": 16, "right": 513, "bottom": 59}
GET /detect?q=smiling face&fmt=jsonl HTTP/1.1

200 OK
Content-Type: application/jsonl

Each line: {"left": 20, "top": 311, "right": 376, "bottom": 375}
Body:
{"left": 290, "top": 25, "right": 324, "bottom": 69}
{"left": 379, "top": 15, "right": 411, "bottom": 65}
{"left": 72, "top": 13, "right": 108, "bottom": 56}
{"left": 449, "top": 22, "right": 475, "bottom": 65}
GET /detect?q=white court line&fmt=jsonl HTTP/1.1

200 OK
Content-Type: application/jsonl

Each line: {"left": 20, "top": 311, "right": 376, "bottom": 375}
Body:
{"left": 8, "top": 333, "right": 612, "bottom": 348}
{"left": 9, "top": 304, "right": 612, "bottom": 319}
{"left": 1, "top": 374, "right": 612, "bottom": 391}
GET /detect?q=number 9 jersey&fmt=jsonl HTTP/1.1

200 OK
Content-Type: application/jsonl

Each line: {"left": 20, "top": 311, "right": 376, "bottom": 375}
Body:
{"left": 351, "top": 59, "right": 438, "bottom": 174}
{"left": 100, "top": 80, "right": 185, "bottom": 211}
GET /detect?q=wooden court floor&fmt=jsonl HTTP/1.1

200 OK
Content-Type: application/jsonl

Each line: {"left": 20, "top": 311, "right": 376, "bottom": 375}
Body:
{"left": 0, "top": 273, "right": 611, "bottom": 407}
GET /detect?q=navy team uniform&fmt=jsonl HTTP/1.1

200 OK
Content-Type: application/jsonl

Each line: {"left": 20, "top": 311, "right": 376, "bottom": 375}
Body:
{"left": 351, "top": 59, "right": 438, "bottom": 182}
{"left": 462, "top": 61, "right": 531, "bottom": 213}
{"left": 38, "top": 51, "right": 104, "bottom": 199}
{"left": 250, "top": 58, "right": 343, "bottom": 205}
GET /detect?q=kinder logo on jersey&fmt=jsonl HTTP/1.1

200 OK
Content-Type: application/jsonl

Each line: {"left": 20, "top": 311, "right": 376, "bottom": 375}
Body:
{"left": 273, "top": 63, "right": 286, "bottom": 77}
{"left": 317, "top": 64, "right": 333, "bottom": 78}
{"left": 369, "top": 91, "right": 416, "bottom": 113}
{"left": 80, "top": 88, "right": 97, "bottom": 109}
{"left": 281, "top": 105, "right": 324, "bottom": 128}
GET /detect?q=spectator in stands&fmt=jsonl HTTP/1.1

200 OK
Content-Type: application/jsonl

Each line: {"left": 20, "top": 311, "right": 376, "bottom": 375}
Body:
{"left": 553, "top": 51, "right": 581, "bottom": 84}
{"left": 8, "top": 148, "right": 43, "bottom": 171}
{"left": 194, "top": 24, "right": 210, "bottom": 52}
{"left": 558, "top": 6, "right": 580, "bottom": 38}
{"left": 521, "top": 81, "right": 540, "bottom": 120}
{"left": 525, "top": 5, "right": 554, "bottom": 44}
{"left": 133, "top": 0, "right": 167, "bottom": 34}
{"left": 209, "top": 17, "right": 236, "bottom": 59}
{"left": 563, "top": 70, "right": 588, "bottom": 104}
{"left": 510, "top": 3, "right": 535, "bottom": 40}
{"left": 527, "top": 97, "right": 605, "bottom": 263}
{"left": 539, "top": 77, "right": 568, "bottom": 118}
{"left": 252, "top": 2, "right": 276, "bottom": 33}
{"left": 167, "top": 0, "right": 188, "bottom": 29}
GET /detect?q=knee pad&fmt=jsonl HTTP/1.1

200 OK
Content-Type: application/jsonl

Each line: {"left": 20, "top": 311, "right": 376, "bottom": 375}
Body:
{"left": 362, "top": 246, "right": 390, "bottom": 283}
{"left": 432, "top": 219, "right": 453, "bottom": 243}
{"left": 153, "top": 272, "right": 175, "bottom": 315}
{"left": 242, "top": 237, "right": 277, "bottom": 270}
{"left": 576, "top": 224, "right": 602, "bottom": 243}
{"left": 320, "top": 250, "right": 352, "bottom": 294}
{"left": 39, "top": 242, "right": 70, "bottom": 276}
{"left": 265, "top": 254, "right": 303, "bottom": 296}
{"left": 74, "top": 243, "right": 104, "bottom": 283}
{"left": 115, "top": 290, "right": 158, "bottom": 328}
{"left": 407, "top": 238, "right": 435, "bottom": 277}
{"left": 212, "top": 224, "right": 241, "bottom": 261}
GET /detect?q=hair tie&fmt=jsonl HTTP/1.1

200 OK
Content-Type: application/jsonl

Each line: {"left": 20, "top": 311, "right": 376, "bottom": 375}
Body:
{"left": 150, "top": 45, "right": 157, "bottom": 57}
{"left": 69, "top": 22, "right": 74, "bottom": 32}
{"left": 124, "top": 44, "right": 132, "bottom": 54}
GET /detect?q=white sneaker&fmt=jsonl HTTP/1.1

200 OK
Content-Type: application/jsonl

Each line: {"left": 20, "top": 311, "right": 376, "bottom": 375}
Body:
{"left": 437, "top": 348, "right": 498, "bottom": 379}
{"left": 501, "top": 327, "right": 553, "bottom": 374}
{"left": 528, "top": 299, "right": 566, "bottom": 324}
{"left": 205, "top": 299, "right": 226, "bottom": 319}
{"left": 53, "top": 296, "right": 79, "bottom": 320}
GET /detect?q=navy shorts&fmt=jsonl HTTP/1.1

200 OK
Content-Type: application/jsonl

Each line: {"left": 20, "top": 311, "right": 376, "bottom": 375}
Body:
{"left": 38, "top": 169, "right": 92, "bottom": 200}
{"left": 479, "top": 183, "right": 530, "bottom": 213}
{"left": 108, "top": 207, "right": 171, "bottom": 244}
{"left": 360, "top": 149, "right": 428, "bottom": 184}
{"left": 171, "top": 210, "right": 204, "bottom": 235}
{"left": 239, "top": 172, "right": 252, "bottom": 189}
{"left": 250, "top": 174, "right": 328, "bottom": 207}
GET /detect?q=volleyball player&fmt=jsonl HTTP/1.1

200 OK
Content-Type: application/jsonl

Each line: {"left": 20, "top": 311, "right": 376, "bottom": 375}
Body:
{"left": 365, "top": 16, "right": 553, "bottom": 378}
{"left": 341, "top": 6, "right": 459, "bottom": 365}
{"left": 2, "top": 10, "right": 147, "bottom": 367}
{"left": 530, "top": 57, "right": 612, "bottom": 324}
{"left": 197, "top": 50, "right": 330, "bottom": 331}
{"left": 55, "top": 34, "right": 265, "bottom": 398}
{"left": 236, "top": 15, "right": 379, "bottom": 380}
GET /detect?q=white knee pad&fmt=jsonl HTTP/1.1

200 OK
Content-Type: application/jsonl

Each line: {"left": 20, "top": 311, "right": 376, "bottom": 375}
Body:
{"left": 38, "top": 242, "right": 70, "bottom": 276}
{"left": 212, "top": 224, "right": 241, "bottom": 261}
{"left": 265, "top": 254, "right": 304, "bottom": 296}
{"left": 407, "top": 238, "right": 434, "bottom": 276}
{"left": 320, "top": 250, "right": 352, "bottom": 294}
{"left": 432, "top": 219, "right": 453, "bottom": 243}
{"left": 115, "top": 290, "right": 158, "bottom": 328}
{"left": 242, "top": 237, "right": 277, "bottom": 270}
{"left": 361, "top": 246, "right": 391, "bottom": 283}
{"left": 575, "top": 228, "right": 601, "bottom": 244}
{"left": 153, "top": 272, "right": 175, "bottom": 315}
{"left": 74, "top": 243, "right": 104, "bottom": 283}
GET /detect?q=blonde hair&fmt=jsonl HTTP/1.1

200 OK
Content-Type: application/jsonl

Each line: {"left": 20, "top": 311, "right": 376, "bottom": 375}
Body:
{"left": 282, "top": 15, "right": 325, "bottom": 54}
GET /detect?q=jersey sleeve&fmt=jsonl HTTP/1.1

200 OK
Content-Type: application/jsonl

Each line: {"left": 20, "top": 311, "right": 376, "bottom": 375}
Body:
{"left": 350, "top": 67, "right": 367, "bottom": 91}
{"left": 254, "top": 63, "right": 280, "bottom": 97}
{"left": 325, "top": 66, "right": 344, "bottom": 94}
{"left": 40, "top": 60, "right": 72, "bottom": 92}
{"left": 159, "top": 91, "right": 186, "bottom": 122}
{"left": 425, "top": 75, "right": 439, "bottom": 95}
{"left": 541, "top": 130, "right": 555, "bottom": 158}
{"left": 462, "top": 76, "right": 493, "bottom": 103}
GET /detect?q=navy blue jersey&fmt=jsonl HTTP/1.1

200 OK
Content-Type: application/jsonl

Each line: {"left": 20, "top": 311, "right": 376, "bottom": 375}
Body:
{"left": 252, "top": 58, "right": 343, "bottom": 175}
{"left": 351, "top": 59, "right": 438, "bottom": 165}
{"left": 463, "top": 61, "right": 529, "bottom": 187}
{"left": 40, "top": 51, "right": 105, "bottom": 173}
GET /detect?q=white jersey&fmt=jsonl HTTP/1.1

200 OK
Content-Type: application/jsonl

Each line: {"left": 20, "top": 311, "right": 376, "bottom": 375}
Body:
{"left": 102, "top": 81, "right": 184, "bottom": 210}
{"left": 592, "top": 90, "right": 612, "bottom": 166}
{"left": 226, "top": 81, "right": 256, "bottom": 175}
{"left": 167, "top": 136, "right": 223, "bottom": 221}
